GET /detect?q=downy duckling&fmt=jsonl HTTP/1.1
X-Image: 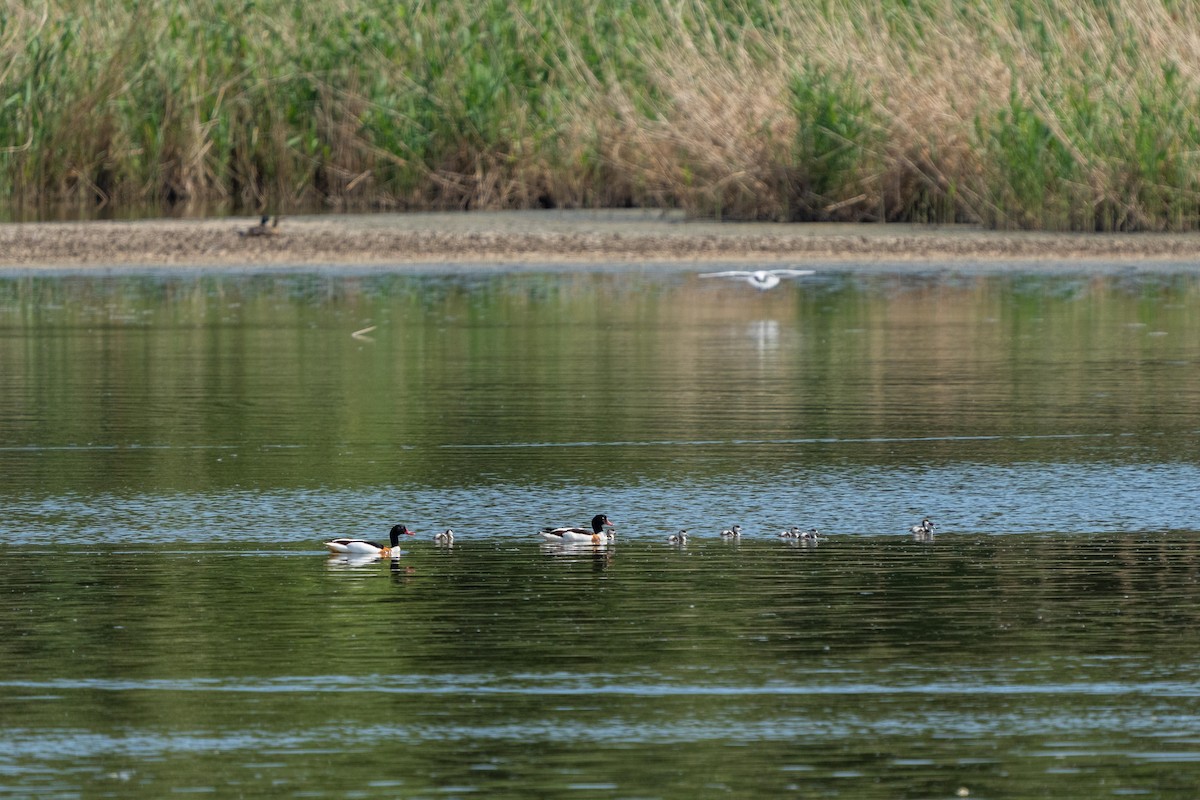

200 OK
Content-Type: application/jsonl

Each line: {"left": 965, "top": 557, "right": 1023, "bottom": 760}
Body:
{"left": 909, "top": 518, "right": 935, "bottom": 539}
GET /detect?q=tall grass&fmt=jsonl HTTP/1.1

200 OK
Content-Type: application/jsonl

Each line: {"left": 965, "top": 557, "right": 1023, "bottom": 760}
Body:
{"left": 4, "top": 0, "right": 1200, "bottom": 229}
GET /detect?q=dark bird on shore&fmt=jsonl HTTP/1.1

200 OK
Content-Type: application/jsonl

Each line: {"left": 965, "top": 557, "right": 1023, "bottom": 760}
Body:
{"left": 240, "top": 214, "right": 280, "bottom": 237}
{"left": 698, "top": 268, "right": 814, "bottom": 290}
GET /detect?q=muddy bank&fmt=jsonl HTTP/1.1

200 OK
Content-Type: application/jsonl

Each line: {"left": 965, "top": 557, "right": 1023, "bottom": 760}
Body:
{"left": 3, "top": 211, "right": 1200, "bottom": 269}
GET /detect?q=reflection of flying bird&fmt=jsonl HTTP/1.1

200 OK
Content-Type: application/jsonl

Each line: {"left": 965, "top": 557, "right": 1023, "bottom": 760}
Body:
{"left": 698, "top": 269, "right": 815, "bottom": 290}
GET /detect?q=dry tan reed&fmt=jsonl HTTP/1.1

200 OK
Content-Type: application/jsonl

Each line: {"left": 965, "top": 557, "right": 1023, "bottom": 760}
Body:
{"left": 4, "top": 0, "right": 1200, "bottom": 229}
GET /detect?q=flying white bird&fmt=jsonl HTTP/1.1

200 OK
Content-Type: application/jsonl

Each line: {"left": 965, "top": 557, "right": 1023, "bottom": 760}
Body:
{"left": 698, "top": 269, "right": 815, "bottom": 290}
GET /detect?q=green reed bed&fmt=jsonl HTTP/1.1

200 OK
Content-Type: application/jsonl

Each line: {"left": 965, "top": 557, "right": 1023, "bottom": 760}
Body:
{"left": 4, "top": 0, "right": 1200, "bottom": 229}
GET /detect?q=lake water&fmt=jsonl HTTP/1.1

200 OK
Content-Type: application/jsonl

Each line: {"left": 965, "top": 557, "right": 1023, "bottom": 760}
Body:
{"left": 2, "top": 263, "right": 1200, "bottom": 798}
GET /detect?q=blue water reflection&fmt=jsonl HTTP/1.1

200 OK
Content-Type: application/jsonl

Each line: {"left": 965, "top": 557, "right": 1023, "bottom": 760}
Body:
{"left": 4, "top": 454, "right": 1200, "bottom": 546}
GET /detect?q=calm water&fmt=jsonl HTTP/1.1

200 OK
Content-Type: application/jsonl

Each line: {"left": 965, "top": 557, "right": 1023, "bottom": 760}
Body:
{"left": 3, "top": 264, "right": 1200, "bottom": 798}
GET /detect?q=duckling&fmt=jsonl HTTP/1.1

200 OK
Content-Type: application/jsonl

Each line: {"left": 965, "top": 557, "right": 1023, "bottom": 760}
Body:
{"left": 781, "top": 526, "right": 822, "bottom": 542}
{"left": 720, "top": 525, "right": 743, "bottom": 538}
{"left": 434, "top": 528, "right": 454, "bottom": 543}
{"left": 667, "top": 529, "right": 688, "bottom": 544}
{"left": 909, "top": 518, "right": 935, "bottom": 539}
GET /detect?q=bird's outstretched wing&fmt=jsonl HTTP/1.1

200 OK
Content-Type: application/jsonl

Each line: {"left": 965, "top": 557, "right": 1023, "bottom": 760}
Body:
{"left": 698, "top": 270, "right": 753, "bottom": 278}
{"left": 699, "top": 269, "right": 814, "bottom": 278}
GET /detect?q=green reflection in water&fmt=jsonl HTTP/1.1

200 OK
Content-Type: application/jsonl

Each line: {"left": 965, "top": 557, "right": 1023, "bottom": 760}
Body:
{"left": 1, "top": 537, "right": 1200, "bottom": 798}
{"left": 2, "top": 270, "right": 1200, "bottom": 495}
{"left": 4, "top": 268, "right": 1200, "bottom": 797}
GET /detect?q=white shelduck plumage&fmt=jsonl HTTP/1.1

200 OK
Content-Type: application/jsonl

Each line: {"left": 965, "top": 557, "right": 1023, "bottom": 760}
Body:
{"left": 539, "top": 514, "right": 615, "bottom": 544}
{"left": 325, "top": 524, "right": 415, "bottom": 558}
{"left": 720, "top": 525, "right": 743, "bottom": 538}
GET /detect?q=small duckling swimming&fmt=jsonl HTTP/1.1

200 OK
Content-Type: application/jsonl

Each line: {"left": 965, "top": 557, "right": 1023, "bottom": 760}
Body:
{"left": 667, "top": 529, "right": 688, "bottom": 544}
{"left": 909, "top": 518, "right": 935, "bottom": 539}
{"left": 781, "top": 526, "right": 821, "bottom": 543}
{"left": 720, "top": 525, "right": 742, "bottom": 538}
{"left": 433, "top": 528, "right": 454, "bottom": 543}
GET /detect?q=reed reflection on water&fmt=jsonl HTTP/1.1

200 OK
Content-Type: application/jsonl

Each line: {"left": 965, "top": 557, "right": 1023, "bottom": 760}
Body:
{"left": 2, "top": 266, "right": 1200, "bottom": 798}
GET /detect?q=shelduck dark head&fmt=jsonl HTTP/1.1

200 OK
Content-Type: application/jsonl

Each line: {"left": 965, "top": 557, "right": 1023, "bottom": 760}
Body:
{"left": 389, "top": 524, "right": 416, "bottom": 546}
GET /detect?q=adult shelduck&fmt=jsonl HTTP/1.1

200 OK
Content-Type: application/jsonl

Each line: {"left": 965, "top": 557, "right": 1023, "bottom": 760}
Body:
{"left": 324, "top": 524, "right": 415, "bottom": 558}
{"left": 539, "top": 514, "right": 615, "bottom": 544}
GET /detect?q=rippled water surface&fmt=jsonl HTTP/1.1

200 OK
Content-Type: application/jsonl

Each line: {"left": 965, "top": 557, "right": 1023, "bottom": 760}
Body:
{"left": 3, "top": 264, "right": 1200, "bottom": 798}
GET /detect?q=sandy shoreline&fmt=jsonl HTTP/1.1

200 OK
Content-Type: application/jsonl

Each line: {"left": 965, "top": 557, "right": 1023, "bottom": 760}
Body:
{"left": 3, "top": 210, "right": 1200, "bottom": 269}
